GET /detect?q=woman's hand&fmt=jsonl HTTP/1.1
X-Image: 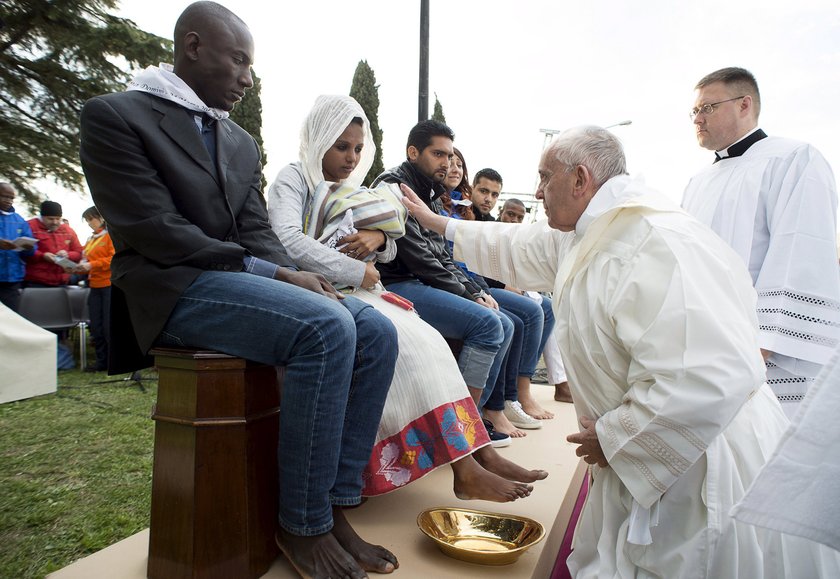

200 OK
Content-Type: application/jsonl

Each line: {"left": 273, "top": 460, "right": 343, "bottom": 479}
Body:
{"left": 274, "top": 268, "right": 344, "bottom": 301}
{"left": 476, "top": 292, "right": 499, "bottom": 310}
{"left": 361, "top": 261, "right": 380, "bottom": 289}
{"left": 339, "top": 230, "right": 385, "bottom": 260}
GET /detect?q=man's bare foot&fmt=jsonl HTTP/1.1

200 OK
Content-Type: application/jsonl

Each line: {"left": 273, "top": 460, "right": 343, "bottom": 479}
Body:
{"left": 332, "top": 506, "right": 398, "bottom": 574}
{"left": 276, "top": 526, "right": 367, "bottom": 579}
{"left": 474, "top": 445, "right": 549, "bottom": 482}
{"left": 451, "top": 456, "right": 533, "bottom": 501}
{"left": 518, "top": 379, "right": 555, "bottom": 419}
{"left": 554, "top": 381, "right": 573, "bottom": 403}
{"left": 484, "top": 409, "right": 526, "bottom": 437}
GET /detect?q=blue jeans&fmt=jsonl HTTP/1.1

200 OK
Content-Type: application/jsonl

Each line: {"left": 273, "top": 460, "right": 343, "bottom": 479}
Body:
{"left": 156, "top": 271, "right": 397, "bottom": 536}
{"left": 386, "top": 279, "right": 512, "bottom": 391}
{"left": 483, "top": 289, "right": 552, "bottom": 411}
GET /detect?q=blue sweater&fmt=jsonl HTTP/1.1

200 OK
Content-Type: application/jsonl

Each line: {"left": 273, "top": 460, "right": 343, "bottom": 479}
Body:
{"left": 1, "top": 209, "right": 35, "bottom": 283}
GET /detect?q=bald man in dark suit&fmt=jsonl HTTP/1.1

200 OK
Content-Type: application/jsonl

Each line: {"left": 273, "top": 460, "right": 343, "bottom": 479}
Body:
{"left": 79, "top": 3, "right": 398, "bottom": 577}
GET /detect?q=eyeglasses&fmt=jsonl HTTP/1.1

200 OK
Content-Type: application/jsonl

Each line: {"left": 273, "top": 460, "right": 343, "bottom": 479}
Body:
{"left": 689, "top": 96, "right": 745, "bottom": 119}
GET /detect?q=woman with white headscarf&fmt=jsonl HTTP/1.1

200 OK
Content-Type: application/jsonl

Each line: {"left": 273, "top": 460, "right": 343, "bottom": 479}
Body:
{"left": 268, "top": 95, "right": 547, "bottom": 501}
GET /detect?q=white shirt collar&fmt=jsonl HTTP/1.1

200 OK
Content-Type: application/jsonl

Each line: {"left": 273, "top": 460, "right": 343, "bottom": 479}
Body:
{"left": 576, "top": 174, "right": 635, "bottom": 236}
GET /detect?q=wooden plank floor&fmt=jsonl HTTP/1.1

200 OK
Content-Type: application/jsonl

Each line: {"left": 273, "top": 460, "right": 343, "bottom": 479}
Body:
{"left": 49, "top": 383, "right": 584, "bottom": 579}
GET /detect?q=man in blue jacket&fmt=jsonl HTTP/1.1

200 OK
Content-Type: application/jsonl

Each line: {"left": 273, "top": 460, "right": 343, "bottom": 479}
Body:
{"left": 0, "top": 183, "right": 36, "bottom": 312}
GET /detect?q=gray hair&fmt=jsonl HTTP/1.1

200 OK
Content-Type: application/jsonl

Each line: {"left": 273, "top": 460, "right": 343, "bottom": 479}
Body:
{"left": 546, "top": 126, "right": 627, "bottom": 189}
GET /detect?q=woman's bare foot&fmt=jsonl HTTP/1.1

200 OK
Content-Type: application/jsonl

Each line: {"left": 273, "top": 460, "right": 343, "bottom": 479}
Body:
{"left": 275, "top": 526, "right": 366, "bottom": 579}
{"left": 332, "top": 506, "right": 398, "bottom": 574}
{"left": 518, "top": 379, "right": 555, "bottom": 419}
{"left": 474, "top": 445, "right": 549, "bottom": 482}
{"left": 554, "top": 381, "right": 573, "bottom": 403}
{"left": 451, "top": 455, "right": 533, "bottom": 501}
{"left": 484, "top": 409, "right": 526, "bottom": 437}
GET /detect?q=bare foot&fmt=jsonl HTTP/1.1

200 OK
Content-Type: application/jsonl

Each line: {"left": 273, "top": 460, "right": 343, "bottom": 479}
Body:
{"left": 276, "top": 526, "right": 367, "bottom": 579}
{"left": 484, "top": 409, "right": 527, "bottom": 437}
{"left": 451, "top": 455, "right": 533, "bottom": 501}
{"left": 518, "top": 380, "right": 555, "bottom": 419}
{"left": 554, "top": 381, "right": 573, "bottom": 403}
{"left": 475, "top": 445, "right": 549, "bottom": 482}
{"left": 332, "top": 506, "right": 398, "bottom": 574}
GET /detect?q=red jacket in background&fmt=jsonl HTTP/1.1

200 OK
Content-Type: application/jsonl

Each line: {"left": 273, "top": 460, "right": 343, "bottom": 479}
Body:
{"left": 25, "top": 218, "right": 84, "bottom": 286}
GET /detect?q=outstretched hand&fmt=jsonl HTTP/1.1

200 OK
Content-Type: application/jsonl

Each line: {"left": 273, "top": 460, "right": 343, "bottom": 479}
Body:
{"left": 566, "top": 415, "right": 608, "bottom": 467}
{"left": 400, "top": 184, "right": 449, "bottom": 234}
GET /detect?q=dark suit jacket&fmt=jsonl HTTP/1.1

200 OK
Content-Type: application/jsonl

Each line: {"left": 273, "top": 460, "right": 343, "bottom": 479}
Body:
{"left": 80, "top": 91, "right": 294, "bottom": 372}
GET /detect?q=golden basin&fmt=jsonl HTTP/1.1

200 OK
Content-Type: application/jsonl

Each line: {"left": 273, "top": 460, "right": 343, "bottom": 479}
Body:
{"left": 417, "top": 507, "right": 545, "bottom": 566}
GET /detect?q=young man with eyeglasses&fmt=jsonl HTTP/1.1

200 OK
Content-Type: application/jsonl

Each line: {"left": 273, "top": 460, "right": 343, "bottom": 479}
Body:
{"left": 682, "top": 66, "right": 839, "bottom": 419}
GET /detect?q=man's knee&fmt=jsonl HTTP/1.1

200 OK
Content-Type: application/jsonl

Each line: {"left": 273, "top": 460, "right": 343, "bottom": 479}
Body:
{"left": 342, "top": 297, "right": 398, "bottom": 351}
{"left": 358, "top": 306, "right": 398, "bottom": 350}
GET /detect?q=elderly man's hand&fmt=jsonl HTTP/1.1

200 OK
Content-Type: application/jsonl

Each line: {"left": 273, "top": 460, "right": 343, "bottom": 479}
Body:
{"left": 400, "top": 184, "right": 449, "bottom": 234}
{"left": 567, "top": 415, "right": 608, "bottom": 467}
{"left": 274, "top": 268, "right": 344, "bottom": 301}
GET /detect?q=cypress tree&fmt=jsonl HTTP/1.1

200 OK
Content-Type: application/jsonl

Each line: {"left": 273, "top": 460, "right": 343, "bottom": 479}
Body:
{"left": 349, "top": 60, "right": 384, "bottom": 186}
{"left": 229, "top": 69, "right": 267, "bottom": 191}
{"left": 432, "top": 93, "right": 446, "bottom": 125}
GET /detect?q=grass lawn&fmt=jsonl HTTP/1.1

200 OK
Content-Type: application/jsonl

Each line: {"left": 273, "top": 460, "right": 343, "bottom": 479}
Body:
{"left": 0, "top": 369, "right": 158, "bottom": 578}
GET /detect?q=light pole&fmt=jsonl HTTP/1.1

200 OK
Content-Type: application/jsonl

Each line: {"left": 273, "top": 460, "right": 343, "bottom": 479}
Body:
{"left": 418, "top": 0, "right": 429, "bottom": 121}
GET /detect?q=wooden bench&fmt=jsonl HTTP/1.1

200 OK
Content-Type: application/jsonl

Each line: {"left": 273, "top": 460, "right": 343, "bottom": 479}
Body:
{"left": 147, "top": 348, "right": 282, "bottom": 579}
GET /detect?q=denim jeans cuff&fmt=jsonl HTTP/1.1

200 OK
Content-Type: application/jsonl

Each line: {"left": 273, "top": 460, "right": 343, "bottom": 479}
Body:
{"left": 330, "top": 494, "right": 363, "bottom": 507}
{"left": 458, "top": 344, "right": 497, "bottom": 388}
{"left": 278, "top": 516, "right": 334, "bottom": 537}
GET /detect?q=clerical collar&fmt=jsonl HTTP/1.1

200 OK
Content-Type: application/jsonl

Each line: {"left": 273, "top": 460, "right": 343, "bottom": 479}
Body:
{"left": 714, "top": 128, "right": 767, "bottom": 163}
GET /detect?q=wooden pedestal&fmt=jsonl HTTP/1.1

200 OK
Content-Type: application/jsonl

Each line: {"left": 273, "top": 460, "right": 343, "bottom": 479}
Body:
{"left": 147, "top": 348, "right": 281, "bottom": 579}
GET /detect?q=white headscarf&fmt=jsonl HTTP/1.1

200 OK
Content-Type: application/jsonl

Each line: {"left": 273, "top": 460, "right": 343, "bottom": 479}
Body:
{"left": 299, "top": 95, "right": 375, "bottom": 191}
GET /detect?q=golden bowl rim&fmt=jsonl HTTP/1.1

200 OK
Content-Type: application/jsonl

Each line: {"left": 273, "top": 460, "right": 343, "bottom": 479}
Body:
{"left": 416, "top": 506, "right": 546, "bottom": 555}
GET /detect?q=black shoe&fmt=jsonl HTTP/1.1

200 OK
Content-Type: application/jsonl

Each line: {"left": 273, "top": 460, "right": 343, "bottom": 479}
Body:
{"left": 482, "top": 418, "right": 511, "bottom": 448}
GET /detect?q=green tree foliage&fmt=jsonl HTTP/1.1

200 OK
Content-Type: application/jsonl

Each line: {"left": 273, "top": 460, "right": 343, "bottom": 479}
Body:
{"left": 432, "top": 93, "right": 446, "bottom": 125}
{"left": 349, "top": 60, "right": 384, "bottom": 186}
{"left": 0, "top": 0, "right": 171, "bottom": 207}
{"left": 229, "top": 69, "right": 267, "bottom": 191}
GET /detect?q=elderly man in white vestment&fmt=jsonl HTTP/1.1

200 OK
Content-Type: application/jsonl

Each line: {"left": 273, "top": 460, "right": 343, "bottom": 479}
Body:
{"left": 683, "top": 66, "right": 840, "bottom": 419}
{"left": 401, "top": 126, "right": 840, "bottom": 578}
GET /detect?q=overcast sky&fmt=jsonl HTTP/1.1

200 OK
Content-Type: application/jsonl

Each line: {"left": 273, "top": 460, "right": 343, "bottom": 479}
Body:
{"left": 42, "top": 0, "right": 840, "bottom": 234}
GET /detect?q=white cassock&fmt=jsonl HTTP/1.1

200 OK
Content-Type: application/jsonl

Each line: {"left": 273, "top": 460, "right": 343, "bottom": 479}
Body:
{"left": 683, "top": 135, "right": 840, "bottom": 418}
{"left": 451, "top": 175, "right": 840, "bottom": 578}
{"left": 733, "top": 340, "right": 840, "bottom": 553}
